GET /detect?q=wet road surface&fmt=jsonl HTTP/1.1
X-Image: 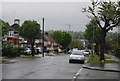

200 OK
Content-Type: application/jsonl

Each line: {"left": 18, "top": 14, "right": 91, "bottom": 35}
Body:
{"left": 2, "top": 54, "right": 83, "bottom": 79}
{"left": 76, "top": 68, "right": 119, "bottom": 79}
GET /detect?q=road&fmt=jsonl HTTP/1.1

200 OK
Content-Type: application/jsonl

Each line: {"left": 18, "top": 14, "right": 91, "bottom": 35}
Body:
{"left": 2, "top": 54, "right": 83, "bottom": 79}
{"left": 2, "top": 54, "right": 119, "bottom": 81}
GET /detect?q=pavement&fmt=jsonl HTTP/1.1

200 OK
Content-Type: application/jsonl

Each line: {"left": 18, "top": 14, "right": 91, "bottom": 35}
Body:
{"left": 82, "top": 54, "right": 120, "bottom": 72}
{"left": 74, "top": 54, "right": 120, "bottom": 80}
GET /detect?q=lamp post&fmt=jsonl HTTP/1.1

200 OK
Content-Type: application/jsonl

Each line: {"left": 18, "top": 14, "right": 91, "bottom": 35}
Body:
{"left": 42, "top": 18, "right": 44, "bottom": 57}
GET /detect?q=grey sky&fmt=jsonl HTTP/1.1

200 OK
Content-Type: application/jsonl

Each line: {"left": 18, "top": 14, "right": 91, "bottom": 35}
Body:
{"left": 1, "top": 1, "right": 118, "bottom": 32}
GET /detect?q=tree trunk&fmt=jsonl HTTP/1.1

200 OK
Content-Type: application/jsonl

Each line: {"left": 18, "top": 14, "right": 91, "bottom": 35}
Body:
{"left": 99, "top": 29, "right": 106, "bottom": 61}
{"left": 30, "top": 39, "right": 35, "bottom": 56}
{"left": 95, "top": 43, "right": 99, "bottom": 56}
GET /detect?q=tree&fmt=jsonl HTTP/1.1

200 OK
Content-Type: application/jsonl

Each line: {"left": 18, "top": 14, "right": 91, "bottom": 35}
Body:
{"left": 69, "top": 40, "right": 83, "bottom": 49}
{"left": 52, "top": 31, "right": 72, "bottom": 52}
{"left": 19, "top": 20, "right": 41, "bottom": 56}
{"left": 84, "top": 19, "right": 101, "bottom": 55}
{"left": 0, "top": 19, "right": 9, "bottom": 37}
{"left": 83, "top": 0, "right": 120, "bottom": 61}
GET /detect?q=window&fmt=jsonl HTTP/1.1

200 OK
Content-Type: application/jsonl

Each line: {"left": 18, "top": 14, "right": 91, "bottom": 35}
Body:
{"left": 9, "top": 31, "right": 14, "bottom": 37}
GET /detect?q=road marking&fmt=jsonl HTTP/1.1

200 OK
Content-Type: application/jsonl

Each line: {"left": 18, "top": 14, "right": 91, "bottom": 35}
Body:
{"left": 73, "top": 67, "right": 83, "bottom": 79}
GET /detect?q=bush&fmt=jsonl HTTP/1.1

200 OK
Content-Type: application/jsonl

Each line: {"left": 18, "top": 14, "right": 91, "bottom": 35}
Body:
{"left": 115, "top": 48, "right": 120, "bottom": 58}
{"left": 3, "top": 46, "right": 18, "bottom": 57}
{"left": 2, "top": 41, "right": 25, "bottom": 57}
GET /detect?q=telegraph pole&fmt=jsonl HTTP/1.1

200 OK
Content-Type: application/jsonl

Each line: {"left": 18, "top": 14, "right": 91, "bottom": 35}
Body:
{"left": 65, "top": 24, "right": 71, "bottom": 33}
{"left": 68, "top": 25, "right": 71, "bottom": 33}
{"left": 42, "top": 18, "right": 44, "bottom": 57}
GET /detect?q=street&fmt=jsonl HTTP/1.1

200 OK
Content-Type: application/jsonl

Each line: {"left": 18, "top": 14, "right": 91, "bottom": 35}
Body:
{"left": 2, "top": 54, "right": 83, "bottom": 79}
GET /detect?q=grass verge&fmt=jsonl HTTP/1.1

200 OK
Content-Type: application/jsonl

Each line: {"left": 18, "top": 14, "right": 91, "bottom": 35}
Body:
{"left": 45, "top": 54, "right": 54, "bottom": 56}
{"left": 21, "top": 56, "right": 41, "bottom": 58}
{"left": 54, "top": 53, "right": 62, "bottom": 55}
{"left": 0, "top": 60, "right": 10, "bottom": 63}
{"left": 87, "top": 54, "right": 119, "bottom": 63}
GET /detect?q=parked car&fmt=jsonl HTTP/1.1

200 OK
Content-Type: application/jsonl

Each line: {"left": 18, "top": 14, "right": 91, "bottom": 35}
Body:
{"left": 24, "top": 48, "right": 31, "bottom": 54}
{"left": 80, "top": 50, "right": 90, "bottom": 56}
{"left": 69, "top": 50, "right": 85, "bottom": 63}
{"left": 35, "top": 47, "right": 42, "bottom": 54}
{"left": 68, "top": 50, "right": 73, "bottom": 54}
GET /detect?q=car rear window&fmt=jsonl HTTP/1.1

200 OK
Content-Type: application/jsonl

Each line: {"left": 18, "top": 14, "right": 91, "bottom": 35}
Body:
{"left": 72, "top": 51, "right": 83, "bottom": 55}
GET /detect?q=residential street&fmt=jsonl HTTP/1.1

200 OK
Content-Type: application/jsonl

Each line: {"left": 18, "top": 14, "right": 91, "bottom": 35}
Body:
{"left": 1, "top": 54, "right": 120, "bottom": 81}
{"left": 2, "top": 54, "right": 83, "bottom": 79}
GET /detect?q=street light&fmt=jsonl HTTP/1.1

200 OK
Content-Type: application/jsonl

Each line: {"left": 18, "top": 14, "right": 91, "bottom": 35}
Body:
{"left": 42, "top": 18, "right": 44, "bottom": 57}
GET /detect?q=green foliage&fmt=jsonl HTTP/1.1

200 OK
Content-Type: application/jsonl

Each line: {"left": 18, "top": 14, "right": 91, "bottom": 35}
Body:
{"left": 105, "top": 33, "right": 120, "bottom": 54}
{"left": 84, "top": 19, "right": 101, "bottom": 44}
{"left": 115, "top": 48, "right": 120, "bottom": 58}
{"left": 2, "top": 41, "right": 25, "bottom": 57}
{"left": 21, "top": 56, "right": 41, "bottom": 58}
{"left": 0, "top": 19, "right": 9, "bottom": 37}
{"left": 0, "top": 60, "right": 10, "bottom": 63}
{"left": 83, "top": 0, "right": 120, "bottom": 61}
{"left": 87, "top": 54, "right": 118, "bottom": 63}
{"left": 69, "top": 40, "right": 83, "bottom": 49}
{"left": 52, "top": 31, "right": 72, "bottom": 49}
{"left": 19, "top": 20, "right": 41, "bottom": 40}
{"left": 19, "top": 20, "right": 41, "bottom": 55}
{"left": 45, "top": 54, "right": 54, "bottom": 56}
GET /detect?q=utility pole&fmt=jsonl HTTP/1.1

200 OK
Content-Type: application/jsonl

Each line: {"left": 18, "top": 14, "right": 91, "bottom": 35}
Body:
{"left": 42, "top": 18, "right": 44, "bottom": 57}
{"left": 68, "top": 25, "right": 71, "bottom": 33}
{"left": 65, "top": 24, "right": 71, "bottom": 33}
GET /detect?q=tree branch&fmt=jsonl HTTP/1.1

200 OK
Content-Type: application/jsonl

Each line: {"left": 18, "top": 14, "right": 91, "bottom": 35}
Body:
{"left": 92, "top": 12, "right": 103, "bottom": 29}
{"left": 106, "top": 21, "right": 120, "bottom": 32}
{"left": 104, "top": 16, "right": 110, "bottom": 28}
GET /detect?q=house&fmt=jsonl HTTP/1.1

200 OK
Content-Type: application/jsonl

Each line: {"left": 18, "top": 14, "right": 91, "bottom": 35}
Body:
{"left": 7, "top": 19, "right": 21, "bottom": 46}
{"left": 44, "top": 33, "right": 55, "bottom": 48}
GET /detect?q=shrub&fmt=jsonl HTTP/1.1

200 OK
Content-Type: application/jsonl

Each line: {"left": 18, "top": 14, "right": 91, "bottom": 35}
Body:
{"left": 115, "top": 48, "right": 120, "bottom": 58}
{"left": 2, "top": 41, "right": 25, "bottom": 57}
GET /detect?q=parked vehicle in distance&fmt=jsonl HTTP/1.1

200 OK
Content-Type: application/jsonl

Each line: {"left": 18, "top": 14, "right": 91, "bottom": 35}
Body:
{"left": 35, "top": 47, "right": 42, "bottom": 54}
{"left": 80, "top": 50, "right": 90, "bottom": 56}
{"left": 24, "top": 48, "right": 31, "bottom": 54}
{"left": 68, "top": 48, "right": 79, "bottom": 54}
{"left": 68, "top": 50, "right": 73, "bottom": 54}
{"left": 69, "top": 50, "right": 85, "bottom": 63}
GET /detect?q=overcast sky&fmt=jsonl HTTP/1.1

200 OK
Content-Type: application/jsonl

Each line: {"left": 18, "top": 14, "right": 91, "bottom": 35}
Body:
{"left": 1, "top": 0, "right": 118, "bottom": 32}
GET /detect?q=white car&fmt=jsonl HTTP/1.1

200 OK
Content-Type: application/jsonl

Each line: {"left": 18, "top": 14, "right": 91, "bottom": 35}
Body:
{"left": 25, "top": 48, "right": 31, "bottom": 54}
{"left": 35, "top": 47, "right": 42, "bottom": 53}
{"left": 69, "top": 50, "right": 85, "bottom": 63}
{"left": 80, "top": 50, "right": 90, "bottom": 56}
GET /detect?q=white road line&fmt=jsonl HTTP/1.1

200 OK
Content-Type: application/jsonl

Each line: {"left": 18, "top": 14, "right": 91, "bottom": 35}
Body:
{"left": 73, "top": 67, "right": 83, "bottom": 79}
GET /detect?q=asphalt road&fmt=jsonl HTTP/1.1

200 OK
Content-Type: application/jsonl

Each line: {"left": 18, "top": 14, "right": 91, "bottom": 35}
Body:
{"left": 2, "top": 54, "right": 83, "bottom": 79}
{"left": 76, "top": 68, "right": 119, "bottom": 79}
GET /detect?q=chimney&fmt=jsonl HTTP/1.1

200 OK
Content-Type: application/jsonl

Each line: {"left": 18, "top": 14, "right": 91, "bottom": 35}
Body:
{"left": 14, "top": 19, "right": 20, "bottom": 25}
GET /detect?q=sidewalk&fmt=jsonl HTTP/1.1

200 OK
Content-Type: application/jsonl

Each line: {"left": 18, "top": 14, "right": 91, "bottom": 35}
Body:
{"left": 83, "top": 54, "right": 120, "bottom": 72}
{"left": 75, "top": 54, "right": 120, "bottom": 79}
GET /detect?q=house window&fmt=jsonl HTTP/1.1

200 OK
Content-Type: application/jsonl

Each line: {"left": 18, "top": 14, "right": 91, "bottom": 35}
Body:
{"left": 9, "top": 31, "right": 14, "bottom": 37}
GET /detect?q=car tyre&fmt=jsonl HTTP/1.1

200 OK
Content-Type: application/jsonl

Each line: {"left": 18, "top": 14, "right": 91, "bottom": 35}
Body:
{"left": 82, "top": 61, "right": 85, "bottom": 64}
{"left": 69, "top": 60, "right": 72, "bottom": 63}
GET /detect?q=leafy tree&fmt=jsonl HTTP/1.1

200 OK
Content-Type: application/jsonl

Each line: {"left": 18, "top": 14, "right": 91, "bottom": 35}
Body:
{"left": 19, "top": 20, "right": 41, "bottom": 56}
{"left": 0, "top": 19, "right": 9, "bottom": 37}
{"left": 84, "top": 19, "right": 101, "bottom": 55}
{"left": 83, "top": 0, "right": 120, "bottom": 61}
{"left": 52, "top": 31, "right": 72, "bottom": 52}
{"left": 69, "top": 40, "right": 83, "bottom": 49}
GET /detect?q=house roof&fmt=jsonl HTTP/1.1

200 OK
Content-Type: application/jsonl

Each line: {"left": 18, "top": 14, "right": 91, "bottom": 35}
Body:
{"left": 44, "top": 34, "right": 55, "bottom": 42}
{"left": 10, "top": 24, "right": 20, "bottom": 32}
